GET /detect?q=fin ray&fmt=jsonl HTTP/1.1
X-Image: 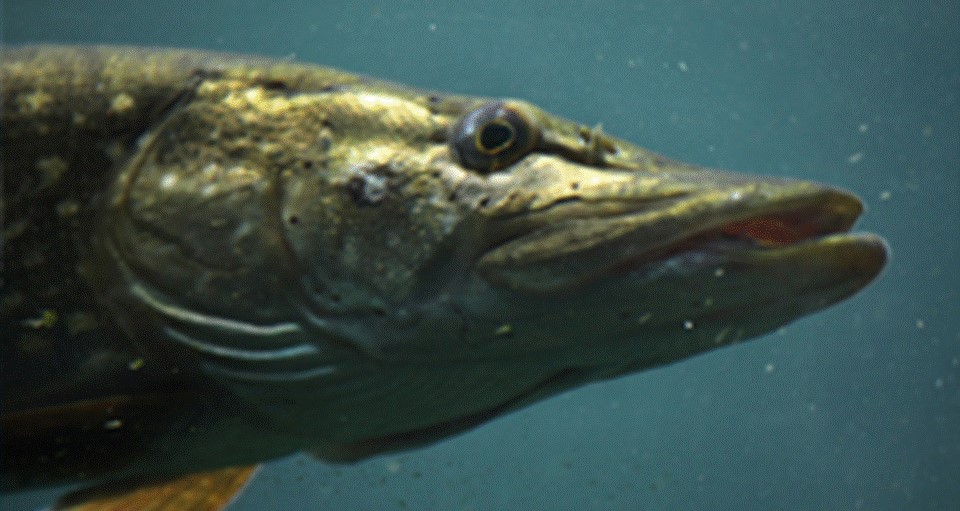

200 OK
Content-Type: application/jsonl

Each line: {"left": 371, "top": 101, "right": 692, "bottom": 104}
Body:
{"left": 54, "top": 465, "right": 260, "bottom": 511}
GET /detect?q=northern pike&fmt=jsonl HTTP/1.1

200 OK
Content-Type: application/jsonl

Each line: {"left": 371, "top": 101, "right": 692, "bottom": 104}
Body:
{"left": 1, "top": 46, "right": 887, "bottom": 510}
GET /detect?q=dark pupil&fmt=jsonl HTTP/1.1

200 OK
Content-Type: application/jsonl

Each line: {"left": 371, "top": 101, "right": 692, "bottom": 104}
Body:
{"left": 478, "top": 122, "right": 514, "bottom": 153}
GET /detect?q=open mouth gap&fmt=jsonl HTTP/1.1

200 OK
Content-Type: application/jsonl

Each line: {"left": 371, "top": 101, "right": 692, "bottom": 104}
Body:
{"left": 476, "top": 189, "right": 864, "bottom": 291}
{"left": 717, "top": 209, "right": 843, "bottom": 248}
{"left": 609, "top": 207, "right": 854, "bottom": 278}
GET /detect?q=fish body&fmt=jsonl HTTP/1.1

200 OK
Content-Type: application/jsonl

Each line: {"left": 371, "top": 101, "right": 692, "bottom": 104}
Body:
{"left": 1, "top": 46, "right": 887, "bottom": 509}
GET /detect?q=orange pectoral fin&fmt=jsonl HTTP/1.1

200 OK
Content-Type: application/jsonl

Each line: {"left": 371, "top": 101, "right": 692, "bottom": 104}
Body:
{"left": 54, "top": 465, "right": 260, "bottom": 511}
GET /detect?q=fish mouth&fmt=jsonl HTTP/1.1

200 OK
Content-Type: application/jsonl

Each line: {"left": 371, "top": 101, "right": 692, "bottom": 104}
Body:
{"left": 476, "top": 182, "right": 888, "bottom": 295}
{"left": 332, "top": 184, "right": 889, "bottom": 462}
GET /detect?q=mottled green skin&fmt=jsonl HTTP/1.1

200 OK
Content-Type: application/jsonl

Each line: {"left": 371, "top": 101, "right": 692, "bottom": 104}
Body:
{"left": 1, "top": 46, "right": 886, "bottom": 494}
{"left": 1, "top": 46, "right": 377, "bottom": 491}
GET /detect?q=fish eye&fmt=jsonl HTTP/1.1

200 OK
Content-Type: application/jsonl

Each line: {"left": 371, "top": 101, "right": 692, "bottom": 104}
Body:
{"left": 451, "top": 101, "right": 540, "bottom": 172}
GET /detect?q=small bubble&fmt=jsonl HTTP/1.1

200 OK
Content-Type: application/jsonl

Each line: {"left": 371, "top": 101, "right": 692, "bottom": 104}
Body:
{"left": 104, "top": 419, "right": 123, "bottom": 430}
{"left": 764, "top": 363, "right": 775, "bottom": 374}
{"left": 934, "top": 378, "right": 944, "bottom": 389}
{"left": 677, "top": 61, "right": 689, "bottom": 72}
{"left": 916, "top": 319, "right": 926, "bottom": 329}
{"left": 386, "top": 459, "right": 402, "bottom": 473}
{"left": 858, "top": 123, "right": 869, "bottom": 133}
{"left": 847, "top": 152, "right": 864, "bottom": 164}
{"left": 879, "top": 190, "right": 892, "bottom": 201}
{"left": 683, "top": 320, "right": 694, "bottom": 330}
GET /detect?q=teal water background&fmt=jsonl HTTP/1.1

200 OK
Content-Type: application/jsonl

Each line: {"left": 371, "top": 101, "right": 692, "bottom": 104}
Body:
{"left": 3, "top": 1, "right": 958, "bottom": 509}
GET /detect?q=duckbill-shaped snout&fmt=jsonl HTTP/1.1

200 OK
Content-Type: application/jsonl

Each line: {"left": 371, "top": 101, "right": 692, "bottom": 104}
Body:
{"left": 413, "top": 98, "right": 888, "bottom": 367}
{"left": 471, "top": 159, "right": 887, "bottom": 296}
{"left": 434, "top": 165, "right": 882, "bottom": 362}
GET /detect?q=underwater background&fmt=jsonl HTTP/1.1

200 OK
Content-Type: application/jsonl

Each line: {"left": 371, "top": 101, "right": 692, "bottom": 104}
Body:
{"left": 2, "top": 1, "right": 957, "bottom": 509}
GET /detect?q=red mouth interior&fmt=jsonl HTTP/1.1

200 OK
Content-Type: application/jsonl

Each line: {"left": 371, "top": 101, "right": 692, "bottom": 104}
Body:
{"left": 720, "top": 213, "right": 832, "bottom": 248}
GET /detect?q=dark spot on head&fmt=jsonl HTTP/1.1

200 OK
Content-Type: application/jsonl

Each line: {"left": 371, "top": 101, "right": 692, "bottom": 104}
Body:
{"left": 320, "top": 84, "right": 349, "bottom": 93}
{"left": 302, "top": 161, "right": 313, "bottom": 170}
{"left": 448, "top": 191, "right": 457, "bottom": 202}
{"left": 346, "top": 171, "right": 388, "bottom": 206}
{"left": 570, "top": 182, "right": 580, "bottom": 191}
{"left": 318, "top": 136, "right": 333, "bottom": 152}
{"left": 429, "top": 129, "right": 447, "bottom": 143}
{"left": 191, "top": 68, "right": 223, "bottom": 82}
{"left": 478, "top": 196, "right": 490, "bottom": 207}
{"left": 373, "top": 307, "right": 387, "bottom": 317}
{"left": 259, "top": 79, "right": 288, "bottom": 91}
{"left": 288, "top": 215, "right": 300, "bottom": 225}
{"left": 330, "top": 293, "right": 341, "bottom": 303}
{"left": 428, "top": 95, "right": 441, "bottom": 104}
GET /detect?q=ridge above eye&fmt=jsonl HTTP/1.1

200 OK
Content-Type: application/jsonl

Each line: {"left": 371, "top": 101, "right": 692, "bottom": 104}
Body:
{"left": 450, "top": 101, "right": 541, "bottom": 172}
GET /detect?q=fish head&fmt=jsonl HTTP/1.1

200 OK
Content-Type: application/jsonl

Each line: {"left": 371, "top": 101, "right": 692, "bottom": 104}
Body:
{"left": 102, "top": 77, "right": 886, "bottom": 459}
